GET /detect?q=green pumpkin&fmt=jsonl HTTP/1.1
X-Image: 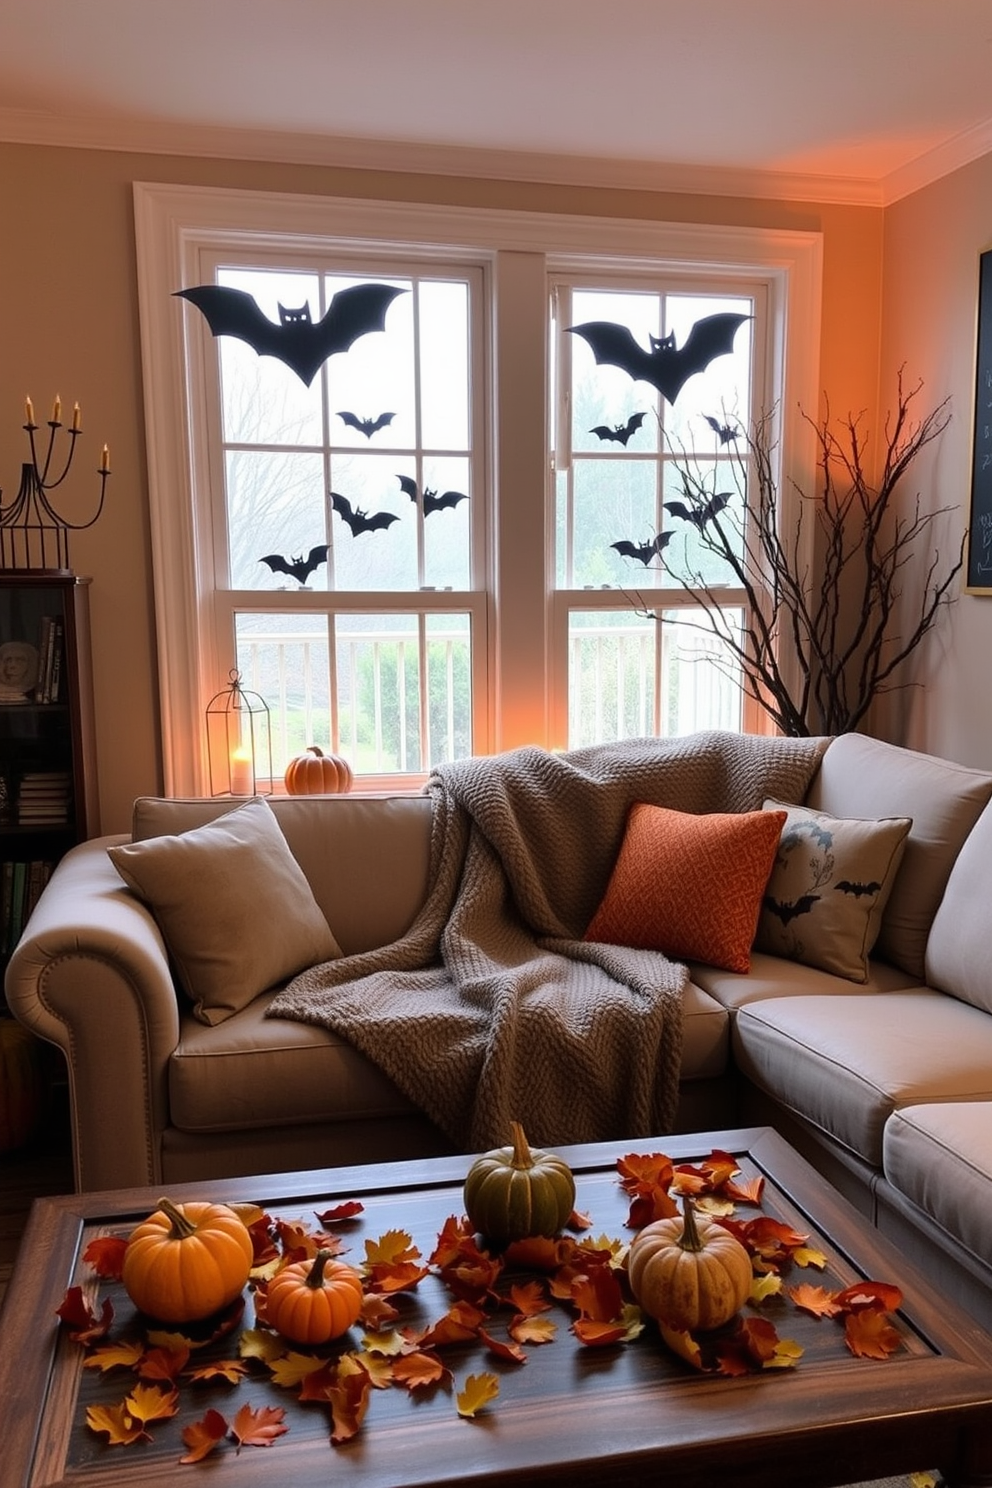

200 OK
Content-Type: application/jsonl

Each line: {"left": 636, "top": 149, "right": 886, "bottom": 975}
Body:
{"left": 463, "top": 1121, "right": 576, "bottom": 1243}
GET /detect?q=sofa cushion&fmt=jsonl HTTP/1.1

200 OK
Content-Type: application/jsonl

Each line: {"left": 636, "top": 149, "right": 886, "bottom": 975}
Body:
{"left": 169, "top": 980, "right": 731, "bottom": 1132}
{"left": 882, "top": 1102, "right": 992, "bottom": 1264}
{"left": 109, "top": 796, "right": 341, "bottom": 1026}
{"left": 733, "top": 990, "right": 992, "bottom": 1165}
{"left": 584, "top": 802, "right": 786, "bottom": 973}
{"left": 755, "top": 800, "right": 910, "bottom": 982}
{"left": 691, "top": 949, "right": 918, "bottom": 1013}
{"left": 804, "top": 733, "right": 992, "bottom": 979}
{"left": 925, "top": 796, "right": 992, "bottom": 1015}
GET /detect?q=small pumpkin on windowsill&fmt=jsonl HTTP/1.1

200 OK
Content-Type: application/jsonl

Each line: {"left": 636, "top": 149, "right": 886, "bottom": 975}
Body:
{"left": 463, "top": 1121, "right": 576, "bottom": 1244}
{"left": 284, "top": 745, "right": 354, "bottom": 795}
{"left": 627, "top": 1192, "right": 753, "bottom": 1333}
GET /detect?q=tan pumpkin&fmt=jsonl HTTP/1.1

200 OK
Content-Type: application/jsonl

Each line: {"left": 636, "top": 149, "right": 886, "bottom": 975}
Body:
{"left": 121, "top": 1197, "right": 254, "bottom": 1322}
{"left": 627, "top": 1193, "right": 753, "bottom": 1332}
{"left": 0, "top": 1018, "right": 45, "bottom": 1154}
{"left": 463, "top": 1121, "right": 576, "bottom": 1244}
{"left": 284, "top": 745, "right": 353, "bottom": 795}
{"left": 265, "top": 1248, "right": 364, "bottom": 1345}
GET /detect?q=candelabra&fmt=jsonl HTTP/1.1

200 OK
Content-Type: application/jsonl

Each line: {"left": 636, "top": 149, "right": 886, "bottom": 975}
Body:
{"left": 0, "top": 395, "right": 110, "bottom": 572}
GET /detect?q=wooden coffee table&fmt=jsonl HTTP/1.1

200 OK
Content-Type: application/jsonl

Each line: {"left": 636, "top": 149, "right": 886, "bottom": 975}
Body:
{"left": 3, "top": 1125, "right": 992, "bottom": 1488}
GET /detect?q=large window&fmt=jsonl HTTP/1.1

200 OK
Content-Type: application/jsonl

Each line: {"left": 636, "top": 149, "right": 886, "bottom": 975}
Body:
{"left": 134, "top": 185, "right": 821, "bottom": 795}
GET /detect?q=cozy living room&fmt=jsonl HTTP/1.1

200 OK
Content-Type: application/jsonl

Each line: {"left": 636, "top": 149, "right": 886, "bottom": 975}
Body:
{"left": 2, "top": 4, "right": 992, "bottom": 1486}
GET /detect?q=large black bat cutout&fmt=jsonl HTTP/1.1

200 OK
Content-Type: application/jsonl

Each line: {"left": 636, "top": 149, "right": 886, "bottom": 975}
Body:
{"left": 331, "top": 491, "right": 399, "bottom": 537}
{"left": 566, "top": 312, "right": 750, "bottom": 406}
{"left": 703, "top": 414, "right": 739, "bottom": 444}
{"left": 611, "top": 532, "right": 673, "bottom": 565}
{"left": 259, "top": 544, "right": 329, "bottom": 586}
{"left": 396, "top": 474, "right": 469, "bottom": 516}
{"left": 591, "top": 412, "right": 646, "bottom": 446}
{"left": 337, "top": 410, "right": 396, "bottom": 438}
{"left": 175, "top": 283, "right": 407, "bottom": 387}
{"left": 663, "top": 491, "right": 732, "bottom": 530}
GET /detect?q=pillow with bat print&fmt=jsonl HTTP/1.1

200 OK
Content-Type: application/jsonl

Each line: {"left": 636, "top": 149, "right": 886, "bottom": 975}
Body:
{"left": 754, "top": 800, "right": 912, "bottom": 983}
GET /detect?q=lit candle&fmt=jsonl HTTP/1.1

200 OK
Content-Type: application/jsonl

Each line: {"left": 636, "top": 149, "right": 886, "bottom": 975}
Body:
{"left": 100, "top": 443, "right": 110, "bottom": 473}
{"left": 71, "top": 402, "right": 81, "bottom": 432}
{"left": 51, "top": 394, "right": 61, "bottom": 425}
{"left": 24, "top": 396, "right": 34, "bottom": 426}
{"left": 229, "top": 746, "right": 253, "bottom": 795}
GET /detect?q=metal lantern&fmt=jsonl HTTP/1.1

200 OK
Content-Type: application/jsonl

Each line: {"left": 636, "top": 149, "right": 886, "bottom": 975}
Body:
{"left": 205, "top": 670, "right": 273, "bottom": 797}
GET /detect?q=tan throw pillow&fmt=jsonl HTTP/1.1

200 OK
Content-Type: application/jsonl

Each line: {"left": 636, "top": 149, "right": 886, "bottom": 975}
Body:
{"left": 107, "top": 796, "right": 341, "bottom": 1025}
{"left": 755, "top": 800, "right": 912, "bottom": 983}
{"left": 583, "top": 802, "right": 787, "bottom": 974}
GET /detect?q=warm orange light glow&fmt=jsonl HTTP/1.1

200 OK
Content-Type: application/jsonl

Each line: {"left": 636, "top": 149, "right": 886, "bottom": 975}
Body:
{"left": 230, "top": 746, "right": 253, "bottom": 795}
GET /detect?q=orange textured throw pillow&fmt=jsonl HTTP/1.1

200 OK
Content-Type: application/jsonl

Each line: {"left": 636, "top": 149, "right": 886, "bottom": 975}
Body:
{"left": 584, "top": 802, "right": 788, "bottom": 973}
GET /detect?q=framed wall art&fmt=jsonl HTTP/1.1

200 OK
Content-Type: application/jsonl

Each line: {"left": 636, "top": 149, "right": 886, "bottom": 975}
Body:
{"left": 966, "top": 247, "right": 992, "bottom": 593}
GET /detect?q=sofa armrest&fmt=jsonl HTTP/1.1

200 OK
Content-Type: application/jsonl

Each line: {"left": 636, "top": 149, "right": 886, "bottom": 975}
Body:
{"left": 4, "top": 835, "right": 182, "bottom": 1191}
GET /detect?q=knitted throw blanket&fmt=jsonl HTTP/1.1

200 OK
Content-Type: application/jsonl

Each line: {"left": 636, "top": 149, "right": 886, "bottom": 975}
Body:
{"left": 268, "top": 730, "right": 829, "bottom": 1151}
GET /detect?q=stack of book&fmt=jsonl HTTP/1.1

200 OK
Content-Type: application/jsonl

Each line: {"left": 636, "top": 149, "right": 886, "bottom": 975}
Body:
{"left": 17, "top": 771, "right": 72, "bottom": 826}
{"left": 34, "top": 616, "right": 64, "bottom": 703}
{"left": 1, "top": 858, "right": 54, "bottom": 956}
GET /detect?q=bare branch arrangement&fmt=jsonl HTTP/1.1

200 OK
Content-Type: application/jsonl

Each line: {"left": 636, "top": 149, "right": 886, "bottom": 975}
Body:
{"left": 631, "top": 372, "right": 963, "bottom": 737}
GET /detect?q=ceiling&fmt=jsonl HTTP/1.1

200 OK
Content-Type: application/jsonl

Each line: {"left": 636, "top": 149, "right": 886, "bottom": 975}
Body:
{"left": 2, "top": 0, "right": 992, "bottom": 203}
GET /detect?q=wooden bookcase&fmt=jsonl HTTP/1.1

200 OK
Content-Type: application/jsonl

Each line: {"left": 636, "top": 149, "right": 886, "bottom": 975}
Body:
{"left": 0, "top": 572, "right": 99, "bottom": 978}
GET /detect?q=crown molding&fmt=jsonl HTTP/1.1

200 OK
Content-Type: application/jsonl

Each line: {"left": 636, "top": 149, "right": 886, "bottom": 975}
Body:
{"left": 2, "top": 102, "right": 991, "bottom": 208}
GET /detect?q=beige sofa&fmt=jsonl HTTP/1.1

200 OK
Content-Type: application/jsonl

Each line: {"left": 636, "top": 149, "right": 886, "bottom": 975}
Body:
{"left": 7, "top": 731, "right": 992, "bottom": 1329}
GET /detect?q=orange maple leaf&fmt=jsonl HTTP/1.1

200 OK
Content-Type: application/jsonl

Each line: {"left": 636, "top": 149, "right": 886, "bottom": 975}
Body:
{"left": 420, "top": 1300, "right": 487, "bottom": 1347}
{"left": 503, "top": 1234, "right": 575, "bottom": 1271}
{"left": 360, "top": 1293, "right": 400, "bottom": 1329}
{"left": 571, "top": 1318, "right": 627, "bottom": 1347}
{"left": 123, "top": 1382, "right": 180, "bottom": 1428}
{"left": 507, "top": 1280, "right": 550, "bottom": 1316}
{"left": 844, "top": 1309, "right": 902, "bottom": 1359}
{"left": 230, "top": 1401, "right": 289, "bottom": 1451}
{"left": 274, "top": 1218, "right": 320, "bottom": 1261}
{"left": 834, "top": 1280, "right": 904, "bottom": 1314}
{"left": 617, "top": 1151, "right": 675, "bottom": 1193}
{"left": 478, "top": 1326, "right": 527, "bottom": 1364}
{"left": 314, "top": 1199, "right": 364, "bottom": 1224}
{"left": 455, "top": 1371, "right": 499, "bottom": 1417}
{"left": 509, "top": 1314, "right": 557, "bottom": 1345}
{"left": 392, "top": 1350, "right": 449, "bottom": 1390}
{"left": 724, "top": 1174, "right": 766, "bottom": 1206}
{"left": 789, "top": 1283, "right": 843, "bottom": 1318}
{"left": 327, "top": 1370, "right": 371, "bottom": 1443}
{"left": 567, "top": 1207, "right": 593, "bottom": 1230}
{"left": 83, "top": 1235, "right": 129, "bottom": 1280}
{"left": 570, "top": 1266, "right": 623, "bottom": 1323}
{"left": 429, "top": 1213, "right": 478, "bottom": 1268}
{"left": 82, "top": 1338, "right": 146, "bottom": 1372}
{"left": 137, "top": 1344, "right": 189, "bottom": 1382}
{"left": 184, "top": 1358, "right": 248, "bottom": 1385}
{"left": 363, "top": 1230, "right": 429, "bottom": 1293}
{"left": 85, "top": 1400, "right": 146, "bottom": 1446}
{"left": 180, "top": 1408, "right": 229, "bottom": 1463}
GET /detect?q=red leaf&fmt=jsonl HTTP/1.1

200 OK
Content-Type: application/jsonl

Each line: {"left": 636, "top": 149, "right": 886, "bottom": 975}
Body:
{"left": 314, "top": 1199, "right": 364, "bottom": 1225}
{"left": 56, "top": 1286, "right": 115, "bottom": 1344}
{"left": 571, "top": 1318, "right": 627, "bottom": 1347}
{"left": 844, "top": 1309, "right": 902, "bottom": 1359}
{"left": 230, "top": 1401, "right": 289, "bottom": 1451}
{"left": 327, "top": 1371, "right": 371, "bottom": 1443}
{"left": 83, "top": 1235, "right": 128, "bottom": 1280}
{"left": 570, "top": 1266, "right": 623, "bottom": 1323}
{"left": 834, "top": 1280, "right": 903, "bottom": 1315}
{"left": 180, "top": 1408, "right": 228, "bottom": 1463}
{"left": 478, "top": 1326, "right": 526, "bottom": 1364}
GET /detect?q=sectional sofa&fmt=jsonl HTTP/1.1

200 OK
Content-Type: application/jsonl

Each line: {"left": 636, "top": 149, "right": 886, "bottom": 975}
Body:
{"left": 6, "top": 730, "right": 992, "bottom": 1330}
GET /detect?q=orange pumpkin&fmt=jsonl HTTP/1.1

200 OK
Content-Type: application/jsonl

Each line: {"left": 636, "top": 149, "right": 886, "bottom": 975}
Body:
{"left": 265, "top": 1248, "right": 364, "bottom": 1345}
{"left": 121, "top": 1197, "right": 254, "bottom": 1322}
{"left": 284, "top": 745, "right": 353, "bottom": 795}
{"left": 0, "top": 1018, "right": 45, "bottom": 1154}
{"left": 627, "top": 1193, "right": 753, "bottom": 1332}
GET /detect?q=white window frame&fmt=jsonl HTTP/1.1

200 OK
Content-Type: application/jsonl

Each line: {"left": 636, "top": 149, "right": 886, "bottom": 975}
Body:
{"left": 133, "top": 182, "right": 822, "bottom": 795}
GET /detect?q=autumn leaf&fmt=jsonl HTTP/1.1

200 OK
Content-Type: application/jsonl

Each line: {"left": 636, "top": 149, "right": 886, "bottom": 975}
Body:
{"left": 348, "top": 1350, "right": 394, "bottom": 1390}
{"left": 360, "top": 1292, "right": 400, "bottom": 1329}
{"left": 792, "top": 1244, "right": 828, "bottom": 1270}
{"left": 478, "top": 1326, "right": 527, "bottom": 1364}
{"left": 83, "top": 1235, "right": 129, "bottom": 1280}
{"left": 124, "top": 1382, "right": 180, "bottom": 1428}
{"left": 420, "top": 1301, "right": 487, "bottom": 1347}
{"left": 570, "top": 1265, "right": 623, "bottom": 1323}
{"left": 694, "top": 1195, "right": 735, "bottom": 1218}
{"left": 267, "top": 1352, "right": 330, "bottom": 1389}
{"left": 657, "top": 1322, "right": 705, "bottom": 1371}
{"left": 145, "top": 1295, "right": 244, "bottom": 1351}
{"left": 361, "top": 1327, "right": 416, "bottom": 1358}
{"left": 509, "top": 1314, "right": 557, "bottom": 1345}
{"left": 456, "top": 1371, "right": 499, "bottom": 1418}
{"left": 429, "top": 1213, "right": 478, "bottom": 1268}
{"left": 735, "top": 1315, "right": 781, "bottom": 1364}
{"left": 749, "top": 1273, "right": 783, "bottom": 1305}
{"left": 238, "top": 1327, "right": 285, "bottom": 1365}
{"left": 571, "top": 1318, "right": 627, "bottom": 1347}
{"left": 724, "top": 1173, "right": 765, "bottom": 1206}
{"left": 834, "top": 1280, "right": 904, "bottom": 1314}
{"left": 503, "top": 1234, "right": 575, "bottom": 1271}
{"left": 507, "top": 1280, "right": 550, "bottom": 1316}
{"left": 764, "top": 1337, "right": 804, "bottom": 1370}
{"left": 180, "top": 1408, "right": 228, "bottom": 1463}
{"left": 567, "top": 1208, "right": 593, "bottom": 1230}
{"left": 85, "top": 1400, "right": 146, "bottom": 1446}
{"left": 56, "top": 1285, "right": 115, "bottom": 1343}
{"left": 327, "top": 1371, "right": 371, "bottom": 1443}
{"left": 274, "top": 1217, "right": 321, "bottom": 1260}
{"left": 138, "top": 1345, "right": 190, "bottom": 1382}
{"left": 363, "top": 1230, "right": 429, "bottom": 1293}
{"left": 82, "top": 1338, "right": 146, "bottom": 1373}
{"left": 297, "top": 1361, "right": 340, "bottom": 1403}
{"left": 230, "top": 1401, "right": 289, "bottom": 1451}
{"left": 844, "top": 1309, "right": 902, "bottom": 1359}
{"left": 392, "top": 1350, "right": 449, "bottom": 1390}
{"left": 185, "top": 1358, "right": 248, "bottom": 1385}
{"left": 617, "top": 1151, "right": 679, "bottom": 1228}
{"left": 315, "top": 1199, "right": 364, "bottom": 1224}
{"left": 789, "top": 1283, "right": 843, "bottom": 1318}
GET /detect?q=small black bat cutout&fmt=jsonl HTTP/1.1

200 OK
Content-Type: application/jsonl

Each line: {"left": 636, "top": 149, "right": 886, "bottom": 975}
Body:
{"left": 611, "top": 532, "right": 673, "bottom": 565}
{"left": 703, "top": 415, "right": 739, "bottom": 444}
{"left": 331, "top": 491, "right": 399, "bottom": 536}
{"left": 835, "top": 880, "right": 882, "bottom": 898}
{"left": 590, "top": 412, "right": 647, "bottom": 446}
{"left": 663, "top": 491, "right": 732, "bottom": 531}
{"left": 259, "top": 545, "right": 330, "bottom": 586}
{"left": 337, "top": 410, "right": 396, "bottom": 438}
{"left": 175, "top": 282, "right": 407, "bottom": 387}
{"left": 763, "top": 893, "right": 820, "bottom": 925}
{"left": 396, "top": 474, "right": 469, "bottom": 516}
{"left": 566, "top": 312, "right": 750, "bottom": 406}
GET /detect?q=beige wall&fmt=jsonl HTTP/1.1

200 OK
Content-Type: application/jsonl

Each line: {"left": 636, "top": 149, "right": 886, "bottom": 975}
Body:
{"left": 0, "top": 141, "right": 884, "bottom": 831}
{"left": 879, "top": 151, "right": 992, "bottom": 768}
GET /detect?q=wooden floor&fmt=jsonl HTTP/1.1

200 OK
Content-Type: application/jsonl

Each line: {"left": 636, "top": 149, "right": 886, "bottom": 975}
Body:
{"left": 0, "top": 1087, "right": 74, "bottom": 1314}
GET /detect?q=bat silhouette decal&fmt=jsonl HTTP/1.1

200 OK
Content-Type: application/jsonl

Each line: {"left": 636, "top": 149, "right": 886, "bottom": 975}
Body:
{"left": 611, "top": 532, "right": 673, "bottom": 565}
{"left": 175, "top": 282, "right": 407, "bottom": 386}
{"left": 663, "top": 491, "right": 732, "bottom": 530}
{"left": 835, "top": 880, "right": 882, "bottom": 898}
{"left": 566, "top": 312, "right": 751, "bottom": 405}
{"left": 396, "top": 474, "right": 469, "bottom": 516}
{"left": 703, "top": 414, "right": 740, "bottom": 444}
{"left": 259, "top": 545, "right": 329, "bottom": 586}
{"left": 763, "top": 893, "right": 820, "bottom": 925}
{"left": 590, "top": 412, "right": 647, "bottom": 446}
{"left": 337, "top": 410, "right": 396, "bottom": 438}
{"left": 331, "top": 491, "right": 400, "bottom": 537}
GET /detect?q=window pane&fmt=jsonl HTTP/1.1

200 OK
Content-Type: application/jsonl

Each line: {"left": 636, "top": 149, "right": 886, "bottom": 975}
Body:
{"left": 229, "top": 451, "right": 327, "bottom": 590}
{"left": 659, "top": 608, "right": 743, "bottom": 734}
{"left": 572, "top": 458, "right": 659, "bottom": 589}
{"left": 420, "top": 280, "right": 470, "bottom": 450}
{"left": 330, "top": 455, "right": 414, "bottom": 591}
{"left": 568, "top": 610, "right": 657, "bottom": 747}
{"left": 323, "top": 272, "right": 413, "bottom": 448}
{"left": 660, "top": 458, "right": 745, "bottom": 589}
{"left": 235, "top": 612, "right": 331, "bottom": 780}
{"left": 422, "top": 456, "right": 471, "bottom": 590}
{"left": 663, "top": 294, "right": 752, "bottom": 448}
{"left": 569, "top": 290, "right": 661, "bottom": 455}
{"left": 217, "top": 268, "right": 323, "bottom": 445}
{"left": 425, "top": 612, "right": 472, "bottom": 765}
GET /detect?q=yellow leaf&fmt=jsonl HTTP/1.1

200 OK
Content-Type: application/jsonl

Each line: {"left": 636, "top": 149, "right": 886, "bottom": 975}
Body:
{"left": 910, "top": 1475, "right": 939, "bottom": 1488}
{"left": 124, "top": 1382, "right": 179, "bottom": 1425}
{"left": 456, "top": 1371, "right": 499, "bottom": 1417}
{"left": 658, "top": 1322, "right": 705, "bottom": 1371}
{"left": 267, "top": 1352, "right": 330, "bottom": 1388}
{"left": 85, "top": 1401, "right": 145, "bottom": 1445}
{"left": 185, "top": 1358, "right": 248, "bottom": 1385}
{"left": 620, "top": 1302, "right": 646, "bottom": 1342}
{"left": 82, "top": 1339, "right": 146, "bottom": 1372}
{"left": 238, "top": 1328, "right": 285, "bottom": 1364}
{"left": 792, "top": 1245, "right": 828, "bottom": 1269}
{"left": 348, "top": 1350, "right": 394, "bottom": 1389}
{"left": 763, "top": 1337, "right": 804, "bottom": 1369}
{"left": 749, "top": 1273, "right": 783, "bottom": 1304}
{"left": 361, "top": 1327, "right": 415, "bottom": 1357}
{"left": 694, "top": 1195, "right": 735, "bottom": 1217}
{"left": 363, "top": 1229, "right": 421, "bottom": 1267}
{"left": 509, "top": 1314, "right": 558, "bottom": 1345}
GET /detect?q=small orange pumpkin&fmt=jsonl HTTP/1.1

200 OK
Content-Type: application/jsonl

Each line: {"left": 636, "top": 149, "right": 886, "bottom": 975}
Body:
{"left": 627, "top": 1193, "right": 753, "bottom": 1332}
{"left": 283, "top": 745, "right": 353, "bottom": 795}
{"left": 265, "top": 1248, "right": 364, "bottom": 1345}
{"left": 121, "top": 1197, "right": 254, "bottom": 1322}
